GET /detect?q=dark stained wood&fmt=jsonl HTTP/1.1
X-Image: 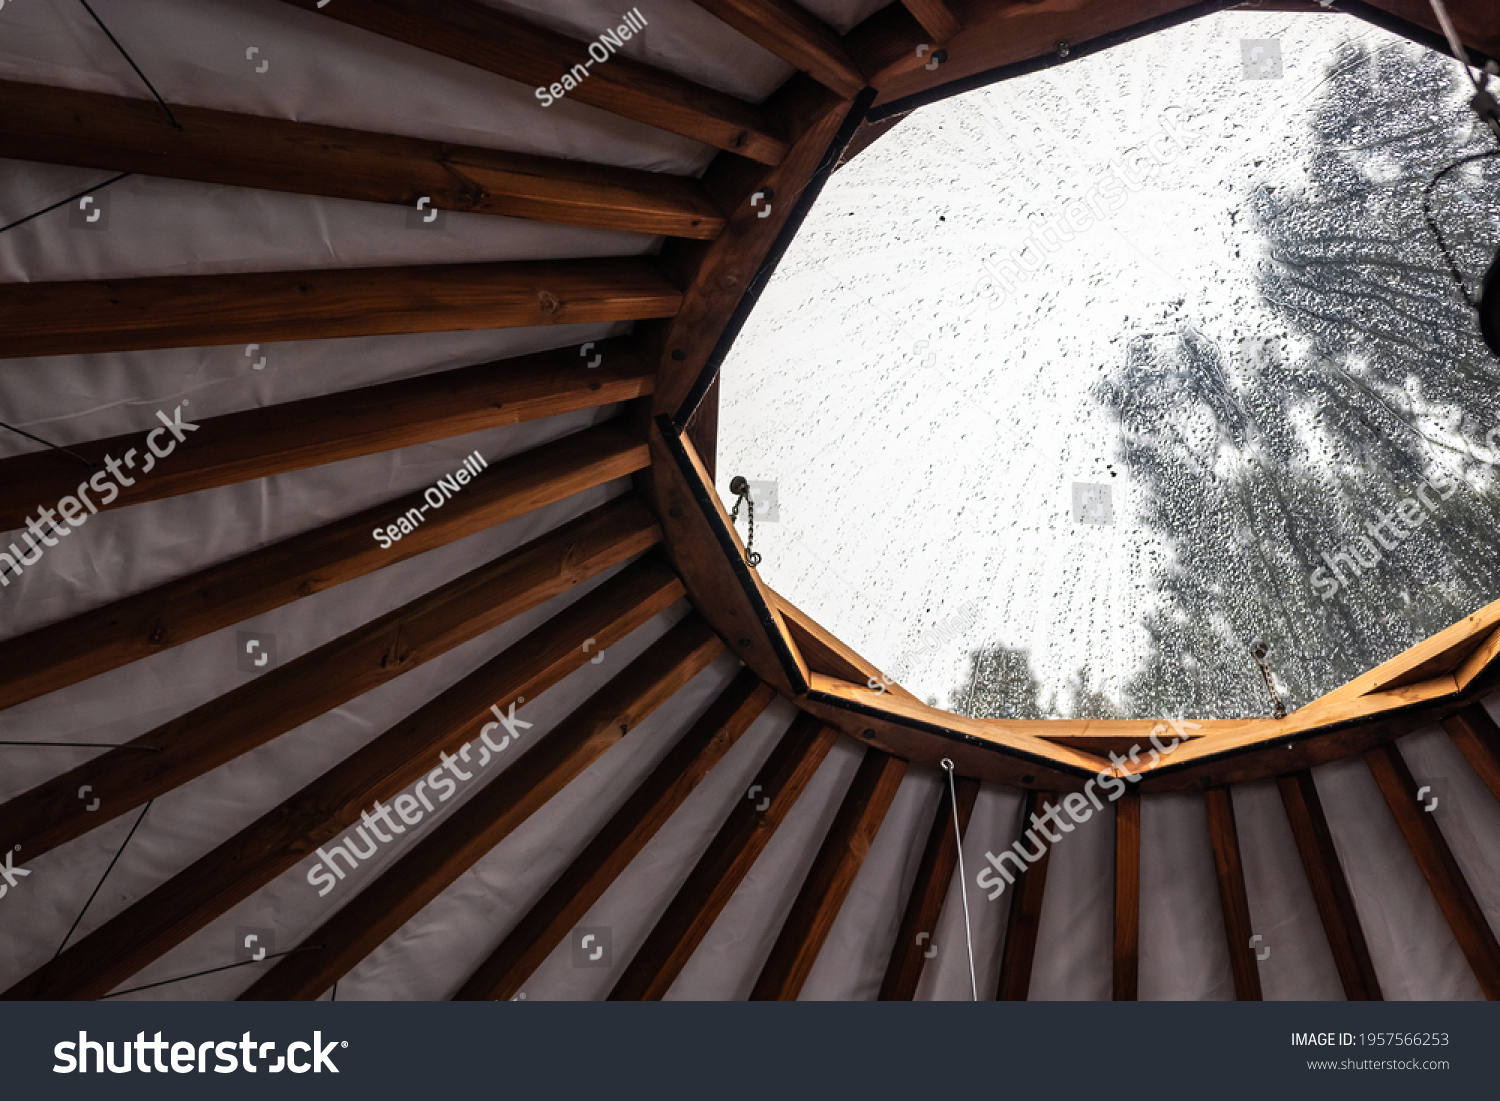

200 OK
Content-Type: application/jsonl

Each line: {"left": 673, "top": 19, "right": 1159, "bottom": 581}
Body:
{"left": 901, "top": 0, "right": 961, "bottom": 42}
{"left": 643, "top": 418, "right": 809, "bottom": 697}
{"left": 644, "top": 75, "right": 855, "bottom": 417}
{"left": 1443, "top": 704, "right": 1500, "bottom": 805}
{"left": 8, "top": 559, "right": 687, "bottom": 1001}
{"left": 0, "top": 342, "right": 651, "bottom": 530}
{"left": 1277, "top": 770, "right": 1382, "bottom": 1000}
{"left": 751, "top": 748, "right": 907, "bottom": 999}
{"left": 995, "top": 790, "right": 1053, "bottom": 1000}
{"left": 0, "top": 424, "right": 647, "bottom": 712}
{"left": 0, "top": 498, "right": 662, "bottom": 863}
{"left": 0, "top": 78, "right": 726, "bottom": 239}
{"left": 1113, "top": 789, "right": 1140, "bottom": 1001}
{"left": 1359, "top": 0, "right": 1500, "bottom": 57}
{"left": 844, "top": 2, "right": 935, "bottom": 87}
{"left": 1366, "top": 742, "right": 1500, "bottom": 999}
{"left": 455, "top": 670, "right": 777, "bottom": 1000}
{"left": 684, "top": 373, "right": 720, "bottom": 484}
{"left": 608, "top": 713, "right": 840, "bottom": 999}
{"left": 238, "top": 617, "right": 724, "bottom": 1001}
{"left": 1203, "top": 787, "right": 1264, "bottom": 1001}
{"left": 0, "top": 258, "right": 680, "bottom": 359}
{"left": 687, "top": 0, "right": 866, "bottom": 97}
{"left": 272, "top": 0, "right": 788, "bottom": 164}
{"left": 878, "top": 772, "right": 978, "bottom": 999}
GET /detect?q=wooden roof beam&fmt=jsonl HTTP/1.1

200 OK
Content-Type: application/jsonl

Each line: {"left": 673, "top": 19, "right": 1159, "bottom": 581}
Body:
{"left": 0, "top": 423, "right": 647, "bottom": 712}
{"left": 0, "top": 257, "right": 680, "bottom": 360}
{"left": 1113, "top": 789, "right": 1140, "bottom": 1000}
{"left": 0, "top": 78, "right": 725, "bottom": 239}
{"left": 750, "top": 747, "right": 907, "bottom": 999}
{"left": 608, "top": 712, "right": 840, "bottom": 999}
{"left": 1276, "top": 770, "right": 1382, "bottom": 1000}
{"left": 1204, "top": 787, "right": 1263, "bottom": 1000}
{"left": 687, "top": 0, "right": 867, "bottom": 97}
{"left": 7, "top": 557, "right": 686, "bottom": 1001}
{"left": 901, "top": 0, "right": 961, "bottom": 43}
{"left": 994, "top": 790, "right": 1052, "bottom": 1000}
{"left": 454, "top": 669, "right": 777, "bottom": 1001}
{"left": 878, "top": 770, "right": 979, "bottom": 999}
{"left": 271, "top": 0, "right": 789, "bottom": 164}
{"left": 1443, "top": 703, "right": 1500, "bottom": 805}
{"left": 1365, "top": 742, "right": 1500, "bottom": 998}
{"left": 239, "top": 616, "right": 724, "bottom": 1001}
{"left": 0, "top": 497, "right": 661, "bottom": 863}
{"left": 0, "top": 341, "right": 650, "bottom": 532}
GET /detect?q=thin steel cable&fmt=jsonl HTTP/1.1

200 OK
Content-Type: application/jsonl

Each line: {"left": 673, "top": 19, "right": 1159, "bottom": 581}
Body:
{"left": 0, "top": 172, "right": 131, "bottom": 237}
{"left": 99, "top": 947, "right": 325, "bottom": 999}
{"left": 32, "top": 798, "right": 154, "bottom": 997}
{"left": 76, "top": 0, "right": 183, "bottom": 130}
{"left": 941, "top": 758, "right": 978, "bottom": 1001}
{"left": 0, "top": 421, "right": 98, "bottom": 468}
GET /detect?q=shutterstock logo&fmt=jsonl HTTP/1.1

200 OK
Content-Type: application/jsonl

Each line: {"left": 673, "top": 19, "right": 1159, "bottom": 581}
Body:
{"left": 54, "top": 1032, "right": 345, "bottom": 1074}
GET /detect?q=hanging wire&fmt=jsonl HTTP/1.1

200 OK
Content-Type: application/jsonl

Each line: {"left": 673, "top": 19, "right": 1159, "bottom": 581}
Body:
{"left": 76, "top": 0, "right": 183, "bottom": 130}
{"left": 0, "top": 172, "right": 131, "bottom": 238}
{"left": 727, "top": 476, "right": 762, "bottom": 567}
{"left": 0, "top": 420, "right": 99, "bottom": 468}
{"left": 941, "top": 758, "right": 979, "bottom": 1001}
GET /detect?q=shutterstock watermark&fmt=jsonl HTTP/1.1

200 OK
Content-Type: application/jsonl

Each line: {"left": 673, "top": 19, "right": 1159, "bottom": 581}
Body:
{"left": 535, "top": 8, "right": 648, "bottom": 107}
{"left": 973, "top": 109, "right": 1202, "bottom": 310}
{"left": 1309, "top": 424, "right": 1500, "bottom": 601}
{"left": 1, "top": 402, "right": 198, "bottom": 587}
{"left": 306, "top": 696, "right": 531, "bottom": 896}
{"left": 976, "top": 719, "right": 1200, "bottom": 899}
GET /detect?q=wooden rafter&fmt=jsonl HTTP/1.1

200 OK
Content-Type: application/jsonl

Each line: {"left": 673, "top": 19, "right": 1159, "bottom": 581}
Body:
{"left": 454, "top": 670, "right": 777, "bottom": 1001}
{"left": 270, "top": 0, "right": 789, "bottom": 164}
{"left": 750, "top": 748, "right": 907, "bottom": 999}
{"left": 608, "top": 713, "right": 840, "bottom": 999}
{"left": 1112, "top": 789, "right": 1141, "bottom": 1001}
{"left": 878, "top": 771, "right": 979, "bottom": 999}
{"left": 0, "top": 79, "right": 725, "bottom": 240}
{"left": 7, "top": 557, "right": 687, "bottom": 1001}
{"left": 1203, "top": 787, "right": 1263, "bottom": 1001}
{"left": 995, "top": 791, "right": 1053, "bottom": 1000}
{"left": 844, "top": 3, "right": 936, "bottom": 88}
{"left": 900, "top": 0, "right": 961, "bottom": 43}
{"left": 0, "top": 343, "right": 651, "bottom": 530}
{"left": 686, "top": 0, "right": 866, "bottom": 97}
{"left": 1442, "top": 703, "right": 1500, "bottom": 805}
{"left": 1276, "top": 770, "right": 1382, "bottom": 1000}
{"left": 0, "top": 498, "right": 660, "bottom": 863}
{"left": 0, "top": 424, "right": 646, "bottom": 713}
{"left": 0, "top": 258, "right": 680, "bottom": 359}
{"left": 644, "top": 76, "right": 856, "bottom": 417}
{"left": 1365, "top": 742, "right": 1500, "bottom": 999}
{"left": 238, "top": 616, "right": 723, "bottom": 1000}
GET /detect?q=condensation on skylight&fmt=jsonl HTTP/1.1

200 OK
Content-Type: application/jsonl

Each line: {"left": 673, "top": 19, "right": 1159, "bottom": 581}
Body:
{"left": 717, "top": 10, "right": 1500, "bottom": 721}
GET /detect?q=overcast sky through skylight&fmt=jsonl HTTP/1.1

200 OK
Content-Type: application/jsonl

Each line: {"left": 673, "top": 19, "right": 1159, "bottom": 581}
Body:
{"left": 718, "top": 10, "right": 1500, "bottom": 721}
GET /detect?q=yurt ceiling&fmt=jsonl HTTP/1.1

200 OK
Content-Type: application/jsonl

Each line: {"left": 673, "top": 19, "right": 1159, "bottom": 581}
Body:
{"left": 0, "top": 0, "right": 1497, "bottom": 1020}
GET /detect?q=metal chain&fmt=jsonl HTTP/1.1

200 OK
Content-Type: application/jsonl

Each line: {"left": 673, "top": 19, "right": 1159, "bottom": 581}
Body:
{"left": 1250, "top": 642, "right": 1287, "bottom": 719}
{"left": 728, "top": 476, "right": 762, "bottom": 567}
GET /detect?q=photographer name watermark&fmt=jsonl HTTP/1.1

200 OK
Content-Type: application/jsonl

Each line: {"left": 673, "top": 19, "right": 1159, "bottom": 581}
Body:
{"left": 535, "top": 8, "right": 648, "bottom": 107}
{"left": 372, "top": 450, "right": 487, "bottom": 549}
